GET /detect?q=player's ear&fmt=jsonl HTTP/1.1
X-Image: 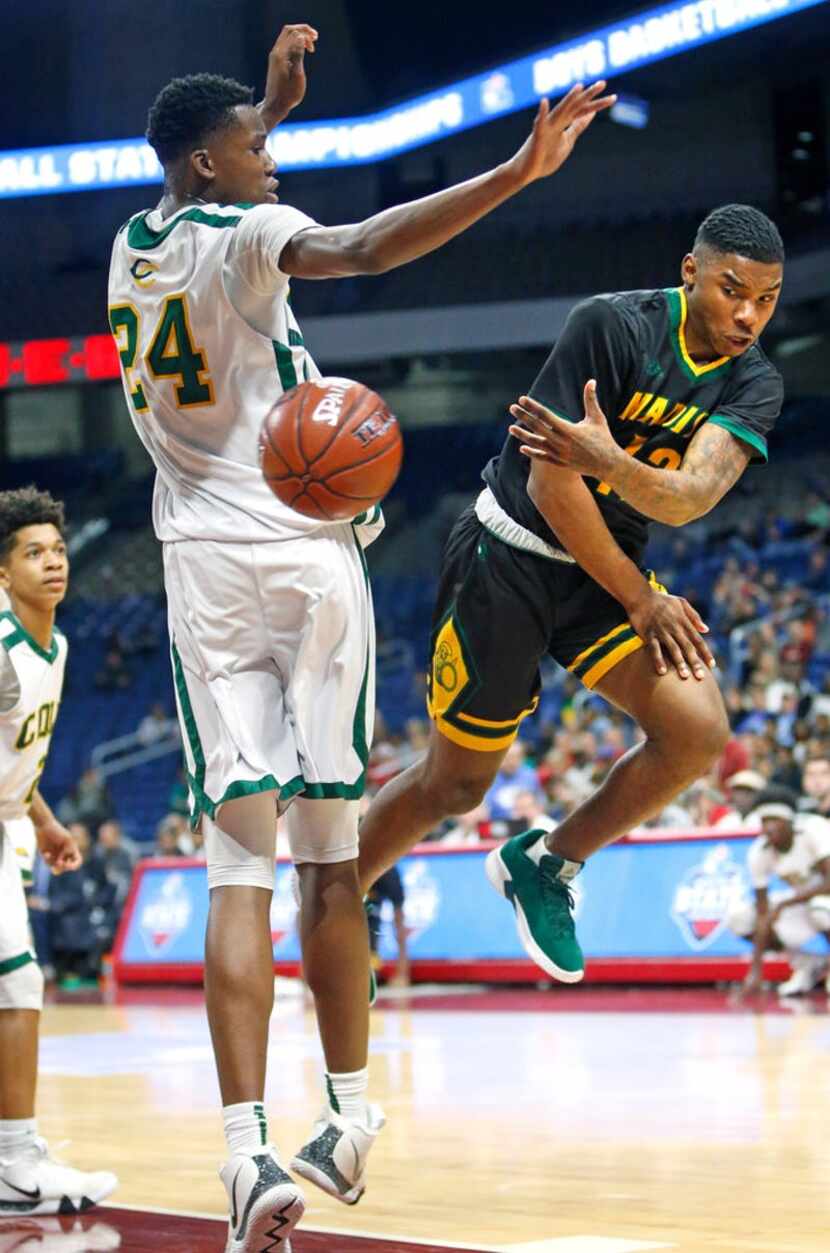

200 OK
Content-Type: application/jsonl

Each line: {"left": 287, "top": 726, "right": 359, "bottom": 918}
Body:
{"left": 681, "top": 252, "right": 697, "bottom": 291}
{"left": 190, "top": 148, "right": 215, "bottom": 185}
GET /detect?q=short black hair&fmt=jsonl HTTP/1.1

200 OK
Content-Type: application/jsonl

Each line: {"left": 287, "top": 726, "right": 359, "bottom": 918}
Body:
{"left": 0, "top": 486, "right": 65, "bottom": 561}
{"left": 146, "top": 73, "right": 254, "bottom": 166}
{"left": 694, "top": 204, "right": 785, "bottom": 265}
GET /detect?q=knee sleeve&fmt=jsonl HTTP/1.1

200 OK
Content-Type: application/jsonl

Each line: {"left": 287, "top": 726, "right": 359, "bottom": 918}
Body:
{"left": 284, "top": 797, "right": 359, "bottom": 865}
{"left": 205, "top": 791, "right": 278, "bottom": 891}
{"left": 0, "top": 955, "right": 44, "bottom": 1010}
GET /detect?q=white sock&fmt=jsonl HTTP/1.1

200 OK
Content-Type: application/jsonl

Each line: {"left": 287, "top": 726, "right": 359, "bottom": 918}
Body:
{"left": 525, "top": 837, "right": 583, "bottom": 880}
{"left": 0, "top": 1118, "right": 38, "bottom": 1162}
{"left": 326, "top": 1068, "right": 369, "bottom": 1120}
{"left": 223, "top": 1102, "right": 269, "bottom": 1155}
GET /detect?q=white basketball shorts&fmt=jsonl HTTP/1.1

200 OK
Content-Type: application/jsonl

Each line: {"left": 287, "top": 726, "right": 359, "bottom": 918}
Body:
{"left": 163, "top": 525, "right": 375, "bottom": 835}
{"left": 0, "top": 820, "right": 36, "bottom": 978}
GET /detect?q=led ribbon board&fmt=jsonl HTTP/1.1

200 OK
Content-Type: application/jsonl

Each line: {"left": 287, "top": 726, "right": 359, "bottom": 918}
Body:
{"left": 1, "top": 0, "right": 826, "bottom": 198}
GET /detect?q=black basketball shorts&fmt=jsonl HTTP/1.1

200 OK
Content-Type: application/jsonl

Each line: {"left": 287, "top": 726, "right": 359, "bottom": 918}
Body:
{"left": 426, "top": 505, "right": 664, "bottom": 752}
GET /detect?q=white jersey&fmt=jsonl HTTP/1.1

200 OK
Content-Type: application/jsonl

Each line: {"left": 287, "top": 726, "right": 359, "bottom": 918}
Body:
{"left": 107, "top": 199, "right": 338, "bottom": 543}
{"left": 0, "top": 612, "right": 67, "bottom": 822}
{"left": 747, "top": 813, "right": 830, "bottom": 891}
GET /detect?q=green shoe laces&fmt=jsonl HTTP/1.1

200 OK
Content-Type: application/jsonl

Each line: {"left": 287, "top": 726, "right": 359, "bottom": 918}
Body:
{"left": 539, "top": 860, "right": 577, "bottom": 938}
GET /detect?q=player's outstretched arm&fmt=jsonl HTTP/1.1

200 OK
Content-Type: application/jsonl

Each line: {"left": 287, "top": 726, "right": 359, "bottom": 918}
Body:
{"left": 258, "top": 24, "right": 318, "bottom": 130}
{"left": 280, "top": 82, "right": 615, "bottom": 278}
{"left": 527, "top": 460, "right": 714, "bottom": 681}
{"left": 511, "top": 383, "right": 752, "bottom": 526}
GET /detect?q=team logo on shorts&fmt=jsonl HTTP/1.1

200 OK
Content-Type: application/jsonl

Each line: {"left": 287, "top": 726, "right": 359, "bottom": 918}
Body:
{"left": 671, "top": 844, "right": 750, "bottom": 950}
{"left": 432, "top": 617, "right": 468, "bottom": 703}
{"left": 139, "top": 872, "right": 192, "bottom": 953}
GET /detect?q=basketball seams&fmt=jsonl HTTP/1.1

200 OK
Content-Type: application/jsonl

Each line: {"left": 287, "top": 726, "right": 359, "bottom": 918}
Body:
{"left": 319, "top": 438, "right": 402, "bottom": 482}
{"left": 261, "top": 377, "right": 402, "bottom": 521}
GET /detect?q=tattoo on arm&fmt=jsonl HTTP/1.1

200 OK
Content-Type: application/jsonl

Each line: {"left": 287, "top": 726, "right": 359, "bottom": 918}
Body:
{"left": 611, "top": 422, "right": 752, "bottom": 526}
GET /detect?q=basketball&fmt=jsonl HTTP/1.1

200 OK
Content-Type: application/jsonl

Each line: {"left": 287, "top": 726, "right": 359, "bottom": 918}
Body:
{"left": 259, "top": 377, "right": 403, "bottom": 521}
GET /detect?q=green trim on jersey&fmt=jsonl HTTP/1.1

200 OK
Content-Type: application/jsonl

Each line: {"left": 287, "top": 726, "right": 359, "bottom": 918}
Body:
{"left": 0, "top": 951, "right": 35, "bottom": 977}
{"left": 664, "top": 288, "right": 733, "bottom": 384}
{"left": 0, "top": 612, "right": 59, "bottom": 664}
{"left": 708, "top": 414, "right": 768, "bottom": 461}
{"left": 273, "top": 340, "right": 299, "bottom": 391}
{"left": 126, "top": 207, "right": 246, "bottom": 251}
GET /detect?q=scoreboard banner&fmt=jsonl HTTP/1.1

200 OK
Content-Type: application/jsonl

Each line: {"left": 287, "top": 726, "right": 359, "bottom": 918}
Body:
{"left": 1, "top": 0, "right": 827, "bottom": 198}
{"left": 112, "top": 833, "right": 812, "bottom": 984}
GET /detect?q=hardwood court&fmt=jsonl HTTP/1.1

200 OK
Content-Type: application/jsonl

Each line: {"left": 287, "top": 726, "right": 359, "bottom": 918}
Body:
{"left": 24, "top": 986, "right": 830, "bottom": 1252}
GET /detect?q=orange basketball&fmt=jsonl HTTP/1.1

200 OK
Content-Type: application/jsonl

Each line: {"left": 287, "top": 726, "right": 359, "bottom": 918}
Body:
{"left": 259, "top": 377, "right": 403, "bottom": 521}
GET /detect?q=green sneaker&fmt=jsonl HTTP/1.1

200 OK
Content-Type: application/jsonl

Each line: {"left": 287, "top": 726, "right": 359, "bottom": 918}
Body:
{"left": 485, "top": 830, "right": 585, "bottom": 982}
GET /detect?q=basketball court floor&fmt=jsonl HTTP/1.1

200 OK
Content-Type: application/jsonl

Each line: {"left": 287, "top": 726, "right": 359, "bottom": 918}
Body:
{"left": 8, "top": 985, "right": 830, "bottom": 1252}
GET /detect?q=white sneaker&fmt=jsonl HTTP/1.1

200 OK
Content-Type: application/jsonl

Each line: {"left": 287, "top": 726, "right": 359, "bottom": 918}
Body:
{"left": 0, "top": 1138, "right": 117, "bottom": 1217}
{"left": 219, "top": 1147, "right": 305, "bottom": 1252}
{"left": 0, "top": 1216, "right": 121, "bottom": 1250}
{"left": 778, "top": 954, "right": 825, "bottom": 996}
{"left": 290, "top": 1104, "right": 385, "bottom": 1206}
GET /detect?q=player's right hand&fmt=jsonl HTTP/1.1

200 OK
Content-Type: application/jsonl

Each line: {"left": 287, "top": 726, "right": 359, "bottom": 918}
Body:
{"left": 627, "top": 587, "right": 715, "bottom": 681}
{"left": 509, "top": 83, "right": 616, "bottom": 186}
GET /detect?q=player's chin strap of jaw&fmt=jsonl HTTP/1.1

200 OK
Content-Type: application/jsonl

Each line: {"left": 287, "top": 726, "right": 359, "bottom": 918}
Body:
{"left": 474, "top": 488, "right": 574, "bottom": 564}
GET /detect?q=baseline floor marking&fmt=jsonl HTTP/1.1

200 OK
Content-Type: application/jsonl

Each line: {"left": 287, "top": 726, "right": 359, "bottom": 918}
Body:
{"left": 495, "top": 1240, "right": 676, "bottom": 1252}
{"left": 112, "top": 1204, "right": 498, "bottom": 1249}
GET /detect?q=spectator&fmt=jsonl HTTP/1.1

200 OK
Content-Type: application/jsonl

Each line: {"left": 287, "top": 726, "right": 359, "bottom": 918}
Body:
{"left": 508, "top": 787, "right": 556, "bottom": 836}
{"left": 154, "top": 814, "right": 186, "bottom": 857}
{"left": 711, "top": 770, "right": 766, "bottom": 830}
{"left": 95, "top": 634, "right": 132, "bottom": 690}
{"left": 438, "top": 803, "right": 489, "bottom": 845}
{"left": 92, "top": 820, "right": 137, "bottom": 913}
{"left": 802, "top": 754, "right": 830, "bottom": 818}
{"left": 57, "top": 768, "right": 114, "bottom": 837}
{"left": 484, "top": 740, "right": 541, "bottom": 821}
{"left": 366, "top": 866, "right": 410, "bottom": 990}
{"left": 48, "top": 823, "right": 113, "bottom": 990}
{"left": 136, "top": 702, "right": 176, "bottom": 746}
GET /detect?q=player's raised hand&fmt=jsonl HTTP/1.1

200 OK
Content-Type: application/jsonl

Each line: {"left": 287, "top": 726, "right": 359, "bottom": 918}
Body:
{"left": 260, "top": 23, "right": 319, "bottom": 129}
{"left": 509, "top": 381, "right": 619, "bottom": 479}
{"left": 509, "top": 83, "right": 616, "bottom": 186}
{"left": 36, "top": 819, "right": 82, "bottom": 875}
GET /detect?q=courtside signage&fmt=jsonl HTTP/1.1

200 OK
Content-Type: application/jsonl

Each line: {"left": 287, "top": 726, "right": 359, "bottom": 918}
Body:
{"left": 1, "top": 0, "right": 825, "bottom": 198}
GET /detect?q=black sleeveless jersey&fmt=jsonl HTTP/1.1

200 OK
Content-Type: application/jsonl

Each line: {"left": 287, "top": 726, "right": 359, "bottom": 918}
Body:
{"left": 482, "top": 288, "right": 783, "bottom": 561}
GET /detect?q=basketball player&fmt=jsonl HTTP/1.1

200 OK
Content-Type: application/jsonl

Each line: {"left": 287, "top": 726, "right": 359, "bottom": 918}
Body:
{"left": 356, "top": 205, "right": 785, "bottom": 984}
{"left": 0, "top": 486, "right": 118, "bottom": 1216}
{"left": 107, "top": 23, "right": 614, "bottom": 1250}
{"left": 727, "top": 796, "right": 830, "bottom": 996}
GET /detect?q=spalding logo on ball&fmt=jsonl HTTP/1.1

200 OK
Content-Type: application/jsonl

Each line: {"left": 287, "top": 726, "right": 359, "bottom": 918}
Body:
{"left": 259, "top": 377, "right": 403, "bottom": 521}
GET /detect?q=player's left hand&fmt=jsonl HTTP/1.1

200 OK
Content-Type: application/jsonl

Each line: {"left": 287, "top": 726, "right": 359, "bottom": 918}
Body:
{"left": 35, "top": 820, "right": 82, "bottom": 875}
{"left": 509, "top": 380, "right": 620, "bottom": 479}
{"left": 260, "top": 24, "right": 319, "bottom": 128}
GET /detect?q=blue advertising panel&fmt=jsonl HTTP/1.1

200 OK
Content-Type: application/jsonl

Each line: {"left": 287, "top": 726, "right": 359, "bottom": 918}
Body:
{"left": 1, "top": 0, "right": 826, "bottom": 198}
{"left": 118, "top": 835, "right": 807, "bottom": 974}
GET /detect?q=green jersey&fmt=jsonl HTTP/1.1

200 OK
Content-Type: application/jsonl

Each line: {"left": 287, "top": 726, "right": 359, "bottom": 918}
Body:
{"left": 483, "top": 287, "right": 784, "bottom": 560}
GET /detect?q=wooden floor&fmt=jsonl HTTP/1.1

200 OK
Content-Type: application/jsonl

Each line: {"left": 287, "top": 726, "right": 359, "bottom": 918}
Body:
{"left": 21, "top": 985, "right": 830, "bottom": 1251}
